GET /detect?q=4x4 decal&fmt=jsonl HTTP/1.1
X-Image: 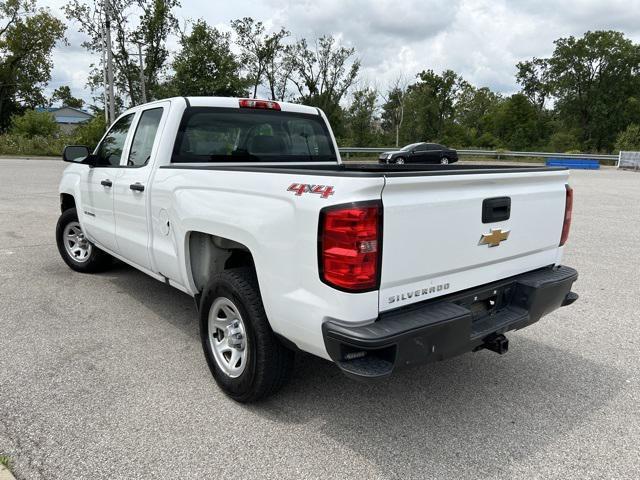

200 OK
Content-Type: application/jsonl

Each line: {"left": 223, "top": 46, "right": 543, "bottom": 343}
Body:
{"left": 287, "top": 183, "right": 335, "bottom": 199}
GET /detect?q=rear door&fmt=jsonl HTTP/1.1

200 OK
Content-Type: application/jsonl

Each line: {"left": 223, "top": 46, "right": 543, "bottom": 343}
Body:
{"left": 113, "top": 104, "right": 168, "bottom": 271}
{"left": 425, "top": 144, "right": 442, "bottom": 163}
{"left": 379, "top": 169, "right": 569, "bottom": 312}
{"left": 411, "top": 144, "right": 429, "bottom": 163}
{"left": 80, "top": 113, "right": 135, "bottom": 251}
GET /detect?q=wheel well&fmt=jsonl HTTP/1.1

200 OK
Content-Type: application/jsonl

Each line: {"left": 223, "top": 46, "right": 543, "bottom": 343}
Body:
{"left": 188, "top": 232, "right": 255, "bottom": 293}
{"left": 60, "top": 194, "right": 75, "bottom": 213}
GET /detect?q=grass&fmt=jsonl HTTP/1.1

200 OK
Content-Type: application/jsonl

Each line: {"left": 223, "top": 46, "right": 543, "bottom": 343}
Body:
{"left": 0, "top": 454, "right": 11, "bottom": 470}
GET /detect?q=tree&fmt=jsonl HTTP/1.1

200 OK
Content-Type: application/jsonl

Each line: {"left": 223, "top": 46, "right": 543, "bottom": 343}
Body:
{"left": 488, "top": 93, "right": 550, "bottom": 150}
{"left": 51, "top": 85, "right": 84, "bottom": 108}
{"left": 10, "top": 109, "right": 59, "bottom": 136}
{"left": 289, "top": 36, "right": 360, "bottom": 131}
{"left": 73, "top": 113, "right": 107, "bottom": 148}
{"left": 231, "top": 17, "right": 288, "bottom": 99}
{"left": 380, "top": 76, "right": 408, "bottom": 147}
{"left": 0, "top": 0, "right": 66, "bottom": 129}
{"left": 165, "top": 20, "right": 248, "bottom": 97}
{"left": 516, "top": 58, "right": 551, "bottom": 110}
{"left": 344, "top": 87, "right": 378, "bottom": 146}
{"left": 135, "top": 0, "right": 179, "bottom": 99}
{"left": 615, "top": 123, "right": 640, "bottom": 151}
{"left": 521, "top": 31, "right": 640, "bottom": 151}
{"left": 400, "top": 69, "right": 466, "bottom": 144}
{"left": 64, "top": 0, "right": 179, "bottom": 107}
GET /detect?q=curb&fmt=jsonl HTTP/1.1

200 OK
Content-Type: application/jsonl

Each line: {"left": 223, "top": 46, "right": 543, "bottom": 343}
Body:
{"left": 0, "top": 155, "right": 59, "bottom": 161}
{"left": 0, "top": 465, "right": 16, "bottom": 480}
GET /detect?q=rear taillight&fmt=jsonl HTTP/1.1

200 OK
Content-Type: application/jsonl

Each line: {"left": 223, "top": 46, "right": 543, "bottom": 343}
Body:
{"left": 238, "top": 99, "right": 281, "bottom": 110}
{"left": 560, "top": 184, "right": 573, "bottom": 246}
{"left": 319, "top": 201, "right": 382, "bottom": 292}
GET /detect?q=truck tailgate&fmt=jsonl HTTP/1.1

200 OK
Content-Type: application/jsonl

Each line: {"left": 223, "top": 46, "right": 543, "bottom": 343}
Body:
{"left": 379, "top": 169, "right": 569, "bottom": 312}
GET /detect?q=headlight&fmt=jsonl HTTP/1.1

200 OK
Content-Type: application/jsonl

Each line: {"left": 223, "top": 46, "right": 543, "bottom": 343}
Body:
{"left": 387, "top": 154, "right": 393, "bottom": 159}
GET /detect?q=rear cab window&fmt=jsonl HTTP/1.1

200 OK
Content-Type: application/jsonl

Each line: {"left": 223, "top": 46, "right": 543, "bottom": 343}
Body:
{"left": 171, "top": 107, "right": 336, "bottom": 163}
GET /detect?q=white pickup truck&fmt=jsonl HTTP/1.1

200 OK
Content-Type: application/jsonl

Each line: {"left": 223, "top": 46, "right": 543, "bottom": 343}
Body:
{"left": 56, "top": 97, "right": 578, "bottom": 402}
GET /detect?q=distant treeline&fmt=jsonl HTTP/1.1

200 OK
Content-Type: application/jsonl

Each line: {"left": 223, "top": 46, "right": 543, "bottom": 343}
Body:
{"left": 2, "top": 0, "right": 640, "bottom": 153}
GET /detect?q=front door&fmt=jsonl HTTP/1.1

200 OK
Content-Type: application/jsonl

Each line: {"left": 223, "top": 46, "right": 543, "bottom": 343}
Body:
{"left": 113, "top": 106, "right": 166, "bottom": 271}
{"left": 80, "top": 113, "right": 135, "bottom": 252}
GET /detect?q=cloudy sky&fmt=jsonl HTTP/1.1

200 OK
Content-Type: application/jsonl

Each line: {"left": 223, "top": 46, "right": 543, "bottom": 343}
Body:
{"left": 42, "top": 0, "right": 640, "bottom": 105}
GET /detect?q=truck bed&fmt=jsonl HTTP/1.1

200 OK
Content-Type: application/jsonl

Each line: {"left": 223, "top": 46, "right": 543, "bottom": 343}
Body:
{"left": 161, "top": 162, "right": 566, "bottom": 176}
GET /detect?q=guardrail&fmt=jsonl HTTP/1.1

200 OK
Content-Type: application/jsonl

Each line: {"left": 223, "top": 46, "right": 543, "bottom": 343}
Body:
{"left": 338, "top": 147, "right": 618, "bottom": 162}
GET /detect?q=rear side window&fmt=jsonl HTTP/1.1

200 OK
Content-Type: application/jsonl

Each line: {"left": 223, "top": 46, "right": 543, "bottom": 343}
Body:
{"left": 128, "top": 108, "right": 163, "bottom": 167}
{"left": 95, "top": 114, "right": 134, "bottom": 166}
{"left": 172, "top": 108, "right": 336, "bottom": 163}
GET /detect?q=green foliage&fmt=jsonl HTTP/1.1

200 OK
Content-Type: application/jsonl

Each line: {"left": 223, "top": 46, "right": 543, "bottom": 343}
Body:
{"left": 10, "top": 109, "right": 59, "bottom": 136}
{"left": 615, "top": 124, "right": 640, "bottom": 151}
{"left": 289, "top": 36, "right": 360, "bottom": 135}
{"left": 0, "top": 133, "right": 69, "bottom": 156}
{"left": 400, "top": 69, "right": 466, "bottom": 144}
{"left": 164, "top": 20, "right": 249, "bottom": 97}
{"left": 522, "top": 30, "right": 640, "bottom": 151}
{"left": 0, "top": 0, "right": 66, "bottom": 129}
{"left": 73, "top": 114, "right": 107, "bottom": 149}
{"left": 0, "top": 454, "right": 11, "bottom": 469}
{"left": 231, "top": 17, "right": 289, "bottom": 99}
{"left": 548, "top": 130, "right": 580, "bottom": 152}
{"left": 64, "top": 0, "right": 179, "bottom": 107}
{"left": 137, "top": 0, "right": 180, "bottom": 99}
{"left": 51, "top": 85, "right": 84, "bottom": 108}
{"left": 343, "top": 87, "right": 378, "bottom": 147}
{"left": 488, "top": 94, "right": 550, "bottom": 150}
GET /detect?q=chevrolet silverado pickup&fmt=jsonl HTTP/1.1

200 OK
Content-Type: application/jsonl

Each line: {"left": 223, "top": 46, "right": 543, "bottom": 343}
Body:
{"left": 56, "top": 97, "right": 578, "bottom": 402}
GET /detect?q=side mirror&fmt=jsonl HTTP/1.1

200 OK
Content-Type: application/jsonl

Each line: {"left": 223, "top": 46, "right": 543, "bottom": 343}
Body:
{"left": 63, "top": 145, "right": 93, "bottom": 164}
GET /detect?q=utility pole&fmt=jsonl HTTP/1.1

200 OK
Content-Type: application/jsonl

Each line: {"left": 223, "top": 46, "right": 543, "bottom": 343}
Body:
{"left": 136, "top": 42, "right": 147, "bottom": 104}
{"left": 103, "top": 0, "right": 116, "bottom": 125}
{"left": 101, "top": 26, "right": 109, "bottom": 124}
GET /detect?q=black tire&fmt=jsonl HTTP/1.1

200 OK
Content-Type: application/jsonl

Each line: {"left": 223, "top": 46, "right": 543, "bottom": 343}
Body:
{"left": 199, "top": 268, "right": 294, "bottom": 402}
{"left": 395, "top": 157, "right": 405, "bottom": 165}
{"left": 56, "top": 207, "right": 112, "bottom": 273}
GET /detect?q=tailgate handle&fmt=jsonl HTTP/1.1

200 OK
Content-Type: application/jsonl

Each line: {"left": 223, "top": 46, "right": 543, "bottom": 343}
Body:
{"left": 482, "top": 197, "right": 511, "bottom": 223}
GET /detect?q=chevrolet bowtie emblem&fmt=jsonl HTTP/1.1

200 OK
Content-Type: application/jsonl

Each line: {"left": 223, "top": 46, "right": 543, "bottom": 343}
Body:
{"left": 479, "top": 228, "right": 510, "bottom": 247}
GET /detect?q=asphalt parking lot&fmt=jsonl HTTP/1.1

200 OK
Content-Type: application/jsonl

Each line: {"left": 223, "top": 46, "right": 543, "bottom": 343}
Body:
{"left": 1, "top": 158, "right": 639, "bottom": 479}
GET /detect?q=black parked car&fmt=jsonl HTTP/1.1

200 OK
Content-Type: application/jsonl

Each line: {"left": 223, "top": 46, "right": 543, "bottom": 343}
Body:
{"left": 378, "top": 142, "right": 458, "bottom": 165}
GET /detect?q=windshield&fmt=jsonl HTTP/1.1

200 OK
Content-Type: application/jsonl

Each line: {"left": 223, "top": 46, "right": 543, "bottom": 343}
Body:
{"left": 172, "top": 107, "right": 336, "bottom": 163}
{"left": 400, "top": 143, "right": 421, "bottom": 151}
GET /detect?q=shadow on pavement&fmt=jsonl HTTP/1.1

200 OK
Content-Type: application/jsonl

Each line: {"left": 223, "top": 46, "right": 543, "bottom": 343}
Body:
{"left": 107, "top": 263, "right": 624, "bottom": 478}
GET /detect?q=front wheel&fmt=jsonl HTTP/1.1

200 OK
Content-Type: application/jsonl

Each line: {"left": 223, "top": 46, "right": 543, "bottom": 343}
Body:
{"left": 200, "top": 268, "right": 294, "bottom": 402}
{"left": 56, "top": 208, "right": 112, "bottom": 273}
{"left": 395, "top": 157, "right": 405, "bottom": 165}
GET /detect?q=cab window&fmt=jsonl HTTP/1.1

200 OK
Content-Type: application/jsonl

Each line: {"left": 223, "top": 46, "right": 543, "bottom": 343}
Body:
{"left": 128, "top": 108, "right": 164, "bottom": 167}
{"left": 95, "top": 114, "right": 134, "bottom": 166}
{"left": 172, "top": 108, "right": 336, "bottom": 163}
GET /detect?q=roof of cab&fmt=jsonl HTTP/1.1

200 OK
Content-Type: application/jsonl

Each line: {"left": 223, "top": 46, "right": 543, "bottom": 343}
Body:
{"left": 181, "top": 96, "right": 319, "bottom": 115}
{"left": 117, "top": 96, "right": 321, "bottom": 122}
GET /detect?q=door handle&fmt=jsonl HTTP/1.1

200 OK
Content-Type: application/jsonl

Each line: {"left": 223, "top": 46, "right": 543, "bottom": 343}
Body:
{"left": 130, "top": 183, "right": 145, "bottom": 192}
{"left": 482, "top": 197, "right": 511, "bottom": 223}
{"left": 100, "top": 179, "right": 112, "bottom": 187}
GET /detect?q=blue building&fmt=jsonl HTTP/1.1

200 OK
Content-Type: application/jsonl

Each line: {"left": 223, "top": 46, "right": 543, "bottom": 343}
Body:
{"left": 35, "top": 106, "right": 93, "bottom": 133}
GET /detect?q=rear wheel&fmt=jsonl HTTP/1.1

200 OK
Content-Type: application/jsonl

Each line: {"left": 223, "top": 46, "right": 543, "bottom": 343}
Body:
{"left": 56, "top": 208, "right": 111, "bottom": 273}
{"left": 200, "top": 268, "right": 294, "bottom": 402}
{"left": 440, "top": 157, "right": 450, "bottom": 165}
{"left": 395, "top": 157, "right": 405, "bottom": 165}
